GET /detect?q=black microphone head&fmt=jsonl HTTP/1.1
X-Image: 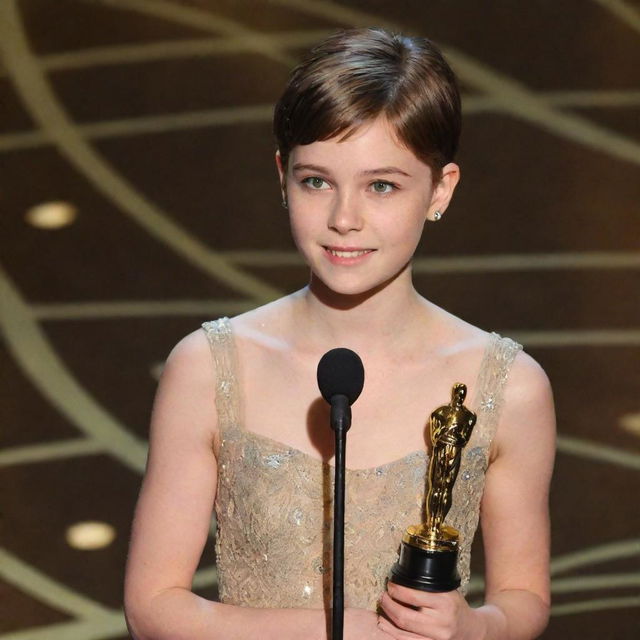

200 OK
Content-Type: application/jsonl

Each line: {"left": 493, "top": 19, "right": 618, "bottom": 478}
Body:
{"left": 316, "top": 348, "right": 365, "bottom": 405}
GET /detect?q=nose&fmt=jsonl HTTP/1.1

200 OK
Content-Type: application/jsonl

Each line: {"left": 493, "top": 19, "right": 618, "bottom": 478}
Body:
{"left": 328, "top": 191, "right": 364, "bottom": 234}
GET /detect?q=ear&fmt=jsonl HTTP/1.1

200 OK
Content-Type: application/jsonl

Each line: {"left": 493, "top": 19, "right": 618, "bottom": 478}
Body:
{"left": 428, "top": 162, "right": 460, "bottom": 221}
{"left": 275, "top": 150, "right": 287, "bottom": 196}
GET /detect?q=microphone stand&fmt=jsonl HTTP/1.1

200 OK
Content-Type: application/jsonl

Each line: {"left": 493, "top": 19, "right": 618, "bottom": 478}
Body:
{"left": 330, "top": 394, "right": 351, "bottom": 640}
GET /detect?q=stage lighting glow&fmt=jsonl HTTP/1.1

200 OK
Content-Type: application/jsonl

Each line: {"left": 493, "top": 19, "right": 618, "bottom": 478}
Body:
{"left": 150, "top": 360, "right": 165, "bottom": 381}
{"left": 65, "top": 521, "right": 116, "bottom": 550}
{"left": 620, "top": 413, "right": 640, "bottom": 436}
{"left": 26, "top": 201, "right": 77, "bottom": 228}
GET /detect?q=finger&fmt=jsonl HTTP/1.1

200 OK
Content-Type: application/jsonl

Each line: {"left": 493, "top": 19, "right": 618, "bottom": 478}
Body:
{"left": 386, "top": 582, "right": 442, "bottom": 609}
{"left": 379, "top": 591, "right": 433, "bottom": 634}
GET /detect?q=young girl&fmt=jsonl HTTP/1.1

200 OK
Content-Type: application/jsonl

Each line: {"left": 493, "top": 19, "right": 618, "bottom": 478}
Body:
{"left": 124, "top": 27, "right": 555, "bottom": 640}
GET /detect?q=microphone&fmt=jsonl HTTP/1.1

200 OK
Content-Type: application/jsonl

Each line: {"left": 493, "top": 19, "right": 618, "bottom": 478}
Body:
{"left": 317, "top": 348, "right": 365, "bottom": 640}
{"left": 317, "top": 348, "right": 365, "bottom": 433}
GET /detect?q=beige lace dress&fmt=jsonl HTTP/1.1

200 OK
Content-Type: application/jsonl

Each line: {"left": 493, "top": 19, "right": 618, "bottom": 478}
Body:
{"left": 201, "top": 317, "right": 522, "bottom": 612}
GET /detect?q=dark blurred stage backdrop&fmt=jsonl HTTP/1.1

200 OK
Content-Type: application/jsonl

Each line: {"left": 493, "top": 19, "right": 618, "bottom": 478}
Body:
{"left": 1, "top": 0, "right": 639, "bottom": 638}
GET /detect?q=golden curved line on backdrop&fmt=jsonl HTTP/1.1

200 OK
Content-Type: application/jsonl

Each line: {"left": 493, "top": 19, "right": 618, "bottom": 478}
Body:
{"left": 96, "top": 0, "right": 296, "bottom": 66}
{"left": 37, "top": 29, "right": 332, "bottom": 71}
{"left": 0, "top": 0, "right": 280, "bottom": 303}
{"left": 592, "top": 0, "right": 640, "bottom": 35}
{"left": 30, "top": 298, "right": 256, "bottom": 320}
{"left": 0, "top": 439, "right": 105, "bottom": 467}
{"left": 551, "top": 595, "right": 640, "bottom": 617}
{"left": 549, "top": 538, "right": 640, "bottom": 575}
{"left": 0, "top": 547, "right": 115, "bottom": 620}
{"left": 0, "top": 264, "right": 148, "bottom": 473}
{"left": 550, "top": 573, "right": 640, "bottom": 594}
{"left": 467, "top": 538, "right": 640, "bottom": 597}
{"left": 0, "top": 104, "right": 276, "bottom": 152}
{"left": 0, "top": 545, "right": 216, "bottom": 640}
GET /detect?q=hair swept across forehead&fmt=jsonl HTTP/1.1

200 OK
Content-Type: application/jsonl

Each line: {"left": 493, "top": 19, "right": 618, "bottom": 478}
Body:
{"left": 273, "top": 27, "right": 461, "bottom": 182}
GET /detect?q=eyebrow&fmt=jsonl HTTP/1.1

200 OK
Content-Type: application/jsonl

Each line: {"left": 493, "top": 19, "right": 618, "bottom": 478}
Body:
{"left": 292, "top": 163, "right": 412, "bottom": 178}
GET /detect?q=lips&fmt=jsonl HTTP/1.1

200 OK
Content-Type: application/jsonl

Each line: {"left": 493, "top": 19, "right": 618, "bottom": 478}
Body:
{"left": 323, "top": 245, "right": 376, "bottom": 264}
{"left": 325, "top": 247, "right": 374, "bottom": 258}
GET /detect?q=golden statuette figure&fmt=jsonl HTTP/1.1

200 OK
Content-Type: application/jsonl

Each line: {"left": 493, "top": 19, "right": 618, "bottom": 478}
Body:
{"left": 390, "top": 382, "right": 477, "bottom": 591}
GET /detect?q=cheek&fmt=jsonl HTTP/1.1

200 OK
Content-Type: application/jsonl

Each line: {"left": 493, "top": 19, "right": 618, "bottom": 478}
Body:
{"left": 288, "top": 209, "right": 317, "bottom": 249}
{"left": 384, "top": 212, "right": 427, "bottom": 249}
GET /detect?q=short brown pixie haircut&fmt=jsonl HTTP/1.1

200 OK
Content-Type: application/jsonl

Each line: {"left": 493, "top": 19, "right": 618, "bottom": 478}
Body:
{"left": 273, "top": 27, "right": 461, "bottom": 184}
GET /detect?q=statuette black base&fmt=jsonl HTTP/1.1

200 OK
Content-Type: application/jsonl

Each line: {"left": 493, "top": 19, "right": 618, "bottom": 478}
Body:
{"left": 390, "top": 541, "right": 460, "bottom": 592}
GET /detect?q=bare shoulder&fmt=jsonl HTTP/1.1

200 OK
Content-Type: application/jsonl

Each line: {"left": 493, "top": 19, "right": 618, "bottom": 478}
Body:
{"left": 165, "top": 325, "right": 216, "bottom": 386}
{"left": 226, "top": 293, "right": 300, "bottom": 351}
{"left": 505, "top": 348, "right": 554, "bottom": 414}
{"left": 147, "top": 326, "right": 220, "bottom": 452}
{"left": 494, "top": 347, "right": 556, "bottom": 458}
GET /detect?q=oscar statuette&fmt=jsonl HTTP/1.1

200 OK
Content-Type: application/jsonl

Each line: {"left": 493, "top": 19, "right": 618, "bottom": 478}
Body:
{"left": 390, "top": 382, "right": 477, "bottom": 591}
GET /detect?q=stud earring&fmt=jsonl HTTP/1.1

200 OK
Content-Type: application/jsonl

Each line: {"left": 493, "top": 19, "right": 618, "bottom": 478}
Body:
{"left": 433, "top": 210, "right": 442, "bottom": 221}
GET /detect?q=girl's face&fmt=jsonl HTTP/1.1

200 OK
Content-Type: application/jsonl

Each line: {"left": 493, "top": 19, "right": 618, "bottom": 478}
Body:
{"left": 276, "top": 116, "right": 459, "bottom": 297}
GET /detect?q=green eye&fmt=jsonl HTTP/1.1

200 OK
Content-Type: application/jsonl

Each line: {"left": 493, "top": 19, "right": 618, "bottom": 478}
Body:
{"left": 303, "top": 177, "right": 328, "bottom": 189}
{"left": 372, "top": 181, "right": 394, "bottom": 193}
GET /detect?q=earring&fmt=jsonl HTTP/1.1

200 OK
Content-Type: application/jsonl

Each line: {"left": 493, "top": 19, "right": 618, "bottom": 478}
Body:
{"left": 281, "top": 197, "right": 288, "bottom": 209}
{"left": 433, "top": 210, "right": 442, "bottom": 221}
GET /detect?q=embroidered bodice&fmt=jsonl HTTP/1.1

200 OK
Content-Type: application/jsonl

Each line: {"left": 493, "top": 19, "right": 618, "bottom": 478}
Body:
{"left": 201, "top": 317, "right": 521, "bottom": 611}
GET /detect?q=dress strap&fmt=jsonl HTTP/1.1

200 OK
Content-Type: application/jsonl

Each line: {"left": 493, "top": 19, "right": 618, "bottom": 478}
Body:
{"left": 201, "top": 317, "right": 241, "bottom": 433}
{"left": 449, "top": 332, "right": 522, "bottom": 591}
{"left": 470, "top": 332, "right": 523, "bottom": 452}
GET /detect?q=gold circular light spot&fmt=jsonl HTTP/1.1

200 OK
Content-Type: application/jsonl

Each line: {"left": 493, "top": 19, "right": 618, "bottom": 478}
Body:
{"left": 620, "top": 413, "right": 640, "bottom": 437}
{"left": 150, "top": 360, "right": 165, "bottom": 381}
{"left": 26, "top": 201, "right": 77, "bottom": 229}
{"left": 65, "top": 521, "right": 116, "bottom": 550}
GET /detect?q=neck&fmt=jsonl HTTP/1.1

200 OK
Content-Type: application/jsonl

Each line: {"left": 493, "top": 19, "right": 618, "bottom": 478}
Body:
{"left": 293, "top": 266, "right": 427, "bottom": 354}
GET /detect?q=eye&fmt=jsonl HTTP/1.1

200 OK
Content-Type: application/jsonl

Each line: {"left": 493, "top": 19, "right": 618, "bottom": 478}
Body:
{"left": 302, "top": 177, "right": 330, "bottom": 190}
{"left": 371, "top": 181, "right": 396, "bottom": 194}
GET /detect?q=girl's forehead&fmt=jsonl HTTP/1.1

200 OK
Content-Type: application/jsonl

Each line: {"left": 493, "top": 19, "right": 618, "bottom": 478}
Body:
{"left": 291, "top": 118, "right": 424, "bottom": 172}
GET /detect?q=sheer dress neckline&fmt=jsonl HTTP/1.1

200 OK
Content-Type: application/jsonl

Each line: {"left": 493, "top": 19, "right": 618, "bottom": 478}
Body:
{"left": 229, "top": 427, "right": 429, "bottom": 476}
{"left": 218, "top": 317, "right": 496, "bottom": 475}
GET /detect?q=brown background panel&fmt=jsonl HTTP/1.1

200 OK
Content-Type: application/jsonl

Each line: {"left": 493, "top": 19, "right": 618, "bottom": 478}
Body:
{"left": 50, "top": 54, "right": 291, "bottom": 123}
{"left": 95, "top": 123, "right": 293, "bottom": 251}
{"left": 0, "top": 338, "right": 80, "bottom": 448}
{"left": 548, "top": 608, "right": 640, "bottom": 639}
{"left": 173, "top": 0, "right": 347, "bottom": 31}
{"left": 38, "top": 315, "right": 221, "bottom": 439}
{"left": 550, "top": 452, "right": 639, "bottom": 557}
{"left": 338, "top": 0, "right": 640, "bottom": 91}
{"left": 412, "top": 270, "right": 640, "bottom": 332}
{"left": 530, "top": 346, "right": 640, "bottom": 451}
{"left": 573, "top": 106, "right": 640, "bottom": 144}
{"left": 452, "top": 114, "right": 640, "bottom": 253}
{"left": 19, "top": 0, "right": 206, "bottom": 54}
{"left": 0, "top": 579, "right": 72, "bottom": 634}
{"left": 0, "top": 78, "right": 37, "bottom": 133}
{"left": 0, "top": 454, "right": 214, "bottom": 609}
{"left": 0, "top": 147, "right": 242, "bottom": 303}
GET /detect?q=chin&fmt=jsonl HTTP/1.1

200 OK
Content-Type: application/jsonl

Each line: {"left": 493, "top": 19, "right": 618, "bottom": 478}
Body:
{"left": 310, "top": 270, "right": 406, "bottom": 303}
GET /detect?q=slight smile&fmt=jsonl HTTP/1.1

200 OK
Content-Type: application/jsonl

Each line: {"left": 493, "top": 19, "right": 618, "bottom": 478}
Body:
{"left": 323, "top": 246, "right": 376, "bottom": 264}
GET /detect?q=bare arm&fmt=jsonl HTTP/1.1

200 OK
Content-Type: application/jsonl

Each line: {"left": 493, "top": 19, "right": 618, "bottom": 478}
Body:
{"left": 379, "top": 351, "right": 556, "bottom": 640}
{"left": 124, "top": 328, "right": 387, "bottom": 640}
{"left": 474, "top": 351, "right": 556, "bottom": 639}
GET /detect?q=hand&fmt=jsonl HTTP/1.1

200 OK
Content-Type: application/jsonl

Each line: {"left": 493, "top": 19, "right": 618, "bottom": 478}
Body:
{"left": 377, "top": 583, "right": 483, "bottom": 640}
{"left": 344, "top": 607, "right": 395, "bottom": 639}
